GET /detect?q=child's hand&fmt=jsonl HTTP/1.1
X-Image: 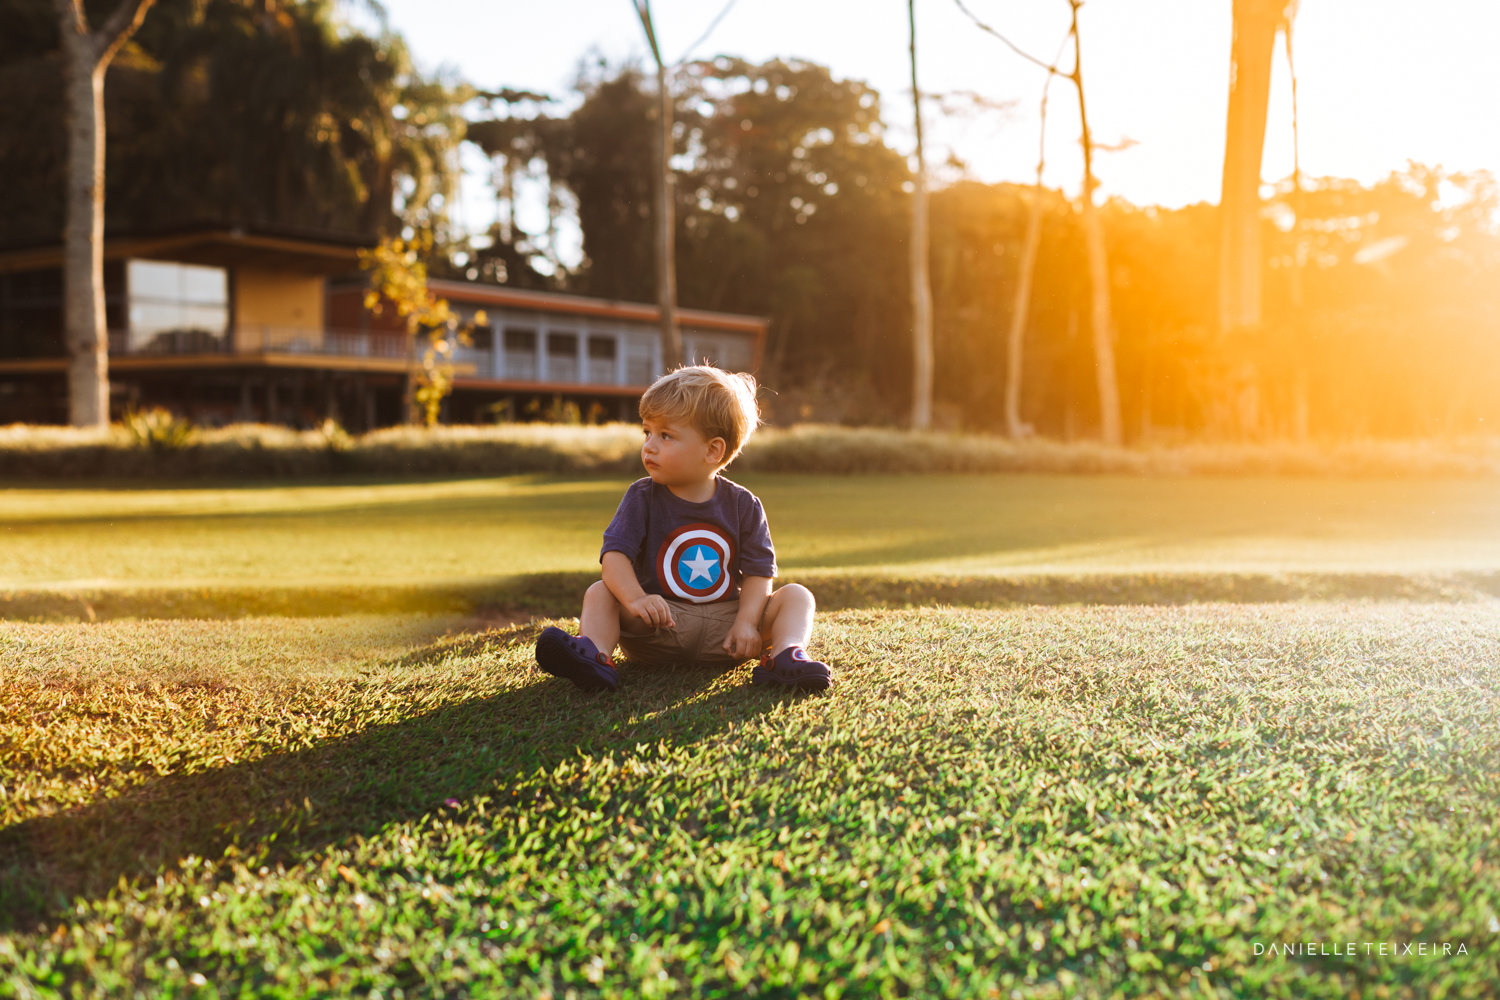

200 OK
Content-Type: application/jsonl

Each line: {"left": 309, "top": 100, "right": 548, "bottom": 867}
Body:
{"left": 722, "top": 620, "right": 762, "bottom": 660}
{"left": 629, "top": 594, "right": 676, "bottom": 629}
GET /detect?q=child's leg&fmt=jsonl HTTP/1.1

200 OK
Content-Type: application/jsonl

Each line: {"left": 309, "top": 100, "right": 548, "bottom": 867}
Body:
{"left": 752, "top": 584, "right": 830, "bottom": 690}
{"left": 580, "top": 580, "right": 654, "bottom": 657}
{"left": 759, "top": 583, "right": 815, "bottom": 656}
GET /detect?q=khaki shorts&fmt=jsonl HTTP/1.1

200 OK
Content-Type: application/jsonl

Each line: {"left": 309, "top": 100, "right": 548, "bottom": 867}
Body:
{"left": 617, "top": 599, "right": 758, "bottom": 667}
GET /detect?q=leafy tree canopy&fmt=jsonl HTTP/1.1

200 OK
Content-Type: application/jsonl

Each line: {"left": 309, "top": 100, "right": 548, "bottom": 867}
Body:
{"left": 467, "top": 56, "right": 914, "bottom": 403}
{"left": 0, "top": 0, "right": 465, "bottom": 247}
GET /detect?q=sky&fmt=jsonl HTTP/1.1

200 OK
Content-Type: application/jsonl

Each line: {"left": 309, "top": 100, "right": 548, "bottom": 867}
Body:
{"left": 368, "top": 0, "right": 1500, "bottom": 244}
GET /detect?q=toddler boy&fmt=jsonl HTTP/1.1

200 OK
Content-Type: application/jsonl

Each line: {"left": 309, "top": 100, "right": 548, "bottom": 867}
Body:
{"left": 535, "top": 365, "right": 832, "bottom": 693}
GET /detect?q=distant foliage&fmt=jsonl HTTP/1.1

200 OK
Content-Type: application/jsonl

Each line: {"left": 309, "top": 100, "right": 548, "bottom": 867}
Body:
{"left": 359, "top": 235, "right": 487, "bottom": 426}
{"left": 123, "top": 407, "right": 193, "bottom": 451}
{"left": 467, "top": 63, "right": 1500, "bottom": 440}
{"left": 467, "top": 58, "right": 912, "bottom": 402}
{"left": 4, "top": 422, "right": 1500, "bottom": 480}
{"left": 0, "top": 0, "right": 466, "bottom": 244}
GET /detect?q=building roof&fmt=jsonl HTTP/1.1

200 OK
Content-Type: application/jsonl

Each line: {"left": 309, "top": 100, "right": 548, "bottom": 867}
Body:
{"left": 0, "top": 226, "right": 365, "bottom": 276}
{"left": 422, "top": 280, "right": 769, "bottom": 335}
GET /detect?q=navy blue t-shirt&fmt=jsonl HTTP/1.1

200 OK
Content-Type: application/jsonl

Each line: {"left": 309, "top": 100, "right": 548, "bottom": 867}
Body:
{"left": 600, "top": 476, "right": 777, "bottom": 604}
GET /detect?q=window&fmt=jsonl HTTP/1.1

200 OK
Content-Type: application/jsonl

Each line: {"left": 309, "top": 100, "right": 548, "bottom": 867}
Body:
{"left": 126, "top": 259, "right": 228, "bottom": 353}
{"left": 504, "top": 328, "right": 537, "bottom": 379}
{"left": 625, "top": 340, "right": 655, "bottom": 386}
{"left": 587, "top": 335, "right": 617, "bottom": 384}
{"left": 468, "top": 324, "right": 494, "bottom": 351}
{"left": 547, "top": 331, "right": 579, "bottom": 383}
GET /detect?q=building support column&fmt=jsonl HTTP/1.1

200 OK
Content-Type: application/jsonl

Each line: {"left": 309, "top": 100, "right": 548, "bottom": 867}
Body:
{"left": 291, "top": 376, "right": 304, "bottom": 428}
{"left": 324, "top": 374, "right": 338, "bottom": 425}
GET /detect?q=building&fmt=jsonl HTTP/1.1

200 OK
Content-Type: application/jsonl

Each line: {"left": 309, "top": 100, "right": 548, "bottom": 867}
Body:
{"left": 0, "top": 227, "right": 768, "bottom": 428}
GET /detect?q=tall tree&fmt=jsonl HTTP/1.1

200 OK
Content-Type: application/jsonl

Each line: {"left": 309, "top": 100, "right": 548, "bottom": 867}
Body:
{"left": 52, "top": 0, "right": 156, "bottom": 427}
{"left": 631, "top": 1, "right": 684, "bottom": 371}
{"left": 1218, "top": 0, "right": 1286, "bottom": 333}
{"left": 465, "top": 57, "right": 912, "bottom": 412}
{"left": 1067, "top": 0, "right": 1123, "bottom": 445}
{"left": 3, "top": 2, "right": 464, "bottom": 255}
{"left": 950, "top": 0, "right": 1070, "bottom": 439}
{"left": 907, "top": 0, "right": 934, "bottom": 429}
{"left": 1003, "top": 67, "right": 1059, "bottom": 439}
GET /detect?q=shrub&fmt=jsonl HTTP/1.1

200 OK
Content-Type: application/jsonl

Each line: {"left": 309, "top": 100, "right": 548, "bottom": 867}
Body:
{"left": 3, "top": 421, "right": 1500, "bottom": 480}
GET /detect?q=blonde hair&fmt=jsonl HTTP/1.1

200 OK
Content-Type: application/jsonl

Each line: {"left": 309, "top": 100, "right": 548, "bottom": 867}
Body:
{"left": 640, "top": 365, "right": 761, "bottom": 467}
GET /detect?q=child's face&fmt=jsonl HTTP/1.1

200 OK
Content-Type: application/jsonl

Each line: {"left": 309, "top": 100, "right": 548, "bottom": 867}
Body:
{"left": 641, "top": 415, "right": 725, "bottom": 486}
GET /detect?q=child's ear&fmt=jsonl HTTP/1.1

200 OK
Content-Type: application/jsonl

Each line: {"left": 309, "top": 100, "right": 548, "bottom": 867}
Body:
{"left": 705, "top": 436, "right": 727, "bottom": 466}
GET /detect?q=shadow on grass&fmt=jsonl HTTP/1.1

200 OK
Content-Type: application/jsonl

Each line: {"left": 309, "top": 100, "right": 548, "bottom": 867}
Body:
{"left": 0, "top": 627, "right": 785, "bottom": 928}
{"left": 7, "top": 569, "right": 1500, "bottom": 624}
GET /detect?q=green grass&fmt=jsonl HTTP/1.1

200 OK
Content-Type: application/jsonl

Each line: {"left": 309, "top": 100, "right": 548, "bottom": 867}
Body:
{"left": 4, "top": 474, "right": 1500, "bottom": 619}
{"left": 3, "top": 604, "right": 1498, "bottom": 997}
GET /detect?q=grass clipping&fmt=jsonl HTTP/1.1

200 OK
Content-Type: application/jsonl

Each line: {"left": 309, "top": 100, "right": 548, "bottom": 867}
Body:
{"left": 5, "top": 421, "right": 1500, "bottom": 479}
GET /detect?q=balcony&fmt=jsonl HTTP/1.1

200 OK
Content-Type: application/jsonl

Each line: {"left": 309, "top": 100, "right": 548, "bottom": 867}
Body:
{"left": 107, "top": 326, "right": 410, "bottom": 360}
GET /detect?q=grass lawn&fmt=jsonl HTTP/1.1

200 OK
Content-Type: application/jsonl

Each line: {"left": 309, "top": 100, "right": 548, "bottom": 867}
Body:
{"left": 3, "top": 604, "right": 1498, "bottom": 997}
{"left": 4, "top": 474, "right": 1500, "bottom": 611}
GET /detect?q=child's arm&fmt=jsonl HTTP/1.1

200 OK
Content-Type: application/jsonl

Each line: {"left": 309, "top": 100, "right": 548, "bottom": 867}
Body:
{"left": 602, "top": 550, "right": 676, "bottom": 629}
{"left": 723, "top": 575, "right": 772, "bottom": 659}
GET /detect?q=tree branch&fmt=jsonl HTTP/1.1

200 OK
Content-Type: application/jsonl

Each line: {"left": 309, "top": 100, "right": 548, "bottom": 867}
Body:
{"left": 51, "top": 0, "right": 90, "bottom": 43}
{"left": 95, "top": 0, "right": 158, "bottom": 65}
{"left": 676, "top": 0, "right": 740, "bottom": 65}
{"left": 950, "top": 0, "right": 1062, "bottom": 75}
{"left": 632, "top": 0, "right": 665, "bottom": 70}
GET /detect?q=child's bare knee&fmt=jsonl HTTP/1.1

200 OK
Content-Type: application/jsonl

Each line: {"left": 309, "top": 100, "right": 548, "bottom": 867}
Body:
{"left": 586, "top": 579, "right": 615, "bottom": 603}
{"left": 778, "top": 583, "right": 815, "bottom": 609}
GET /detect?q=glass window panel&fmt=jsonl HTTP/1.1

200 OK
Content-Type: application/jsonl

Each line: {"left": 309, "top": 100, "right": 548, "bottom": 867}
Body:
{"left": 588, "top": 335, "right": 616, "bottom": 359}
{"left": 178, "top": 264, "right": 228, "bottom": 305}
{"left": 504, "top": 328, "right": 537, "bottom": 379}
{"left": 128, "top": 302, "right": 182, "bottom": 337}
{"left": 179, "top": 304, "right": 229, "bottom": 334}
{"left": 127, "top": 260, "right": 180, "bottom": 302}
{"left": 625, "top": 342, "right": 654, "bottom": 386}
{"left": 547, "top": 332, "right": 578, "bottom": 355}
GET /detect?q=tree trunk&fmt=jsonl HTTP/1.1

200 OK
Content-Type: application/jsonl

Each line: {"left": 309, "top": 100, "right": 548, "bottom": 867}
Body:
{"left": 60, "top": 39, "right": 109, "bottom": 427}
{"left": 1069, "top": 1, "right": 1122, "bottom": 446}
{"left": 1004, "top": 189, "right": 1043, "bottom": 438}
{"left": 53, "top": 0, "right": 157, "bottom": 428}
{"left": 907, "top": 0, "right": 933, "bottom": 430}
{"left": 1218, "top": 0, "right": 1282, "bottom": 333}
{"left": 653, "top": 62, "right": 683, "bottom": 371}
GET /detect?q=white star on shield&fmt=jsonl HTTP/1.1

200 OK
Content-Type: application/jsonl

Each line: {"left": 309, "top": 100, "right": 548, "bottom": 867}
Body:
{"left": 681, "top": 545, "right": 719, "bottom": 584}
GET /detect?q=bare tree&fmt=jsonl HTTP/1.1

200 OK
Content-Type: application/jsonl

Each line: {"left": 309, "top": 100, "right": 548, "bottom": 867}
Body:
{"left": 1218, "top": 0, "right": 1286, "bottom": 333}
{"left": 1003, "top": 64, "right": 1061, "bottom": 439}
{"left": 53, "top": 0, "right": 157, "bottom": 427}
{"left": 631, "top": 1, "right": 684, "bottom": 372}
{"left": 1067, "top": 0, "right": 1123, "bottom": 446}
{"left": 907, "top": 0, "right": 934, "bottom": 430}
{"left": 953, "top": 0, "right": 1117, "bottom": 443}
{"left": 629, "top": 1, "right": 739, "bottom": 374}
{"left": 1282, "top": 2, "right": 1310, "bottom": 439}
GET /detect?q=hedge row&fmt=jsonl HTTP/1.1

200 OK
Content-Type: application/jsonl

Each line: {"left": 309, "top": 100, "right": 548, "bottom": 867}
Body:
{"left": 4, "top": 421, "right": 1500, "bottom": 479}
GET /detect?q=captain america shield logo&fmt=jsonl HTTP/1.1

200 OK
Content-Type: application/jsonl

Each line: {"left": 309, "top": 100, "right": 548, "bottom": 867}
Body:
{"left": 655, "top": 522, "right": 737, "bottom": 603}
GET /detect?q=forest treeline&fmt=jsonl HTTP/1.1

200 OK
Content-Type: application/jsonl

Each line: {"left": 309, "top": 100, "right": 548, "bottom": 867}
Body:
{"left": 3, "top": 0, "right": 1497, "bottom": 439}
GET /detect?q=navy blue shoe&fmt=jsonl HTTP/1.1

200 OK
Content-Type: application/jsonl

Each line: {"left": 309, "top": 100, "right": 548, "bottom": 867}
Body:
{"left": 752, "top": 645, "right": 832, "bottom": 691}
{"left": 535, "top": 627, "right": 620, "bottom": 692}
